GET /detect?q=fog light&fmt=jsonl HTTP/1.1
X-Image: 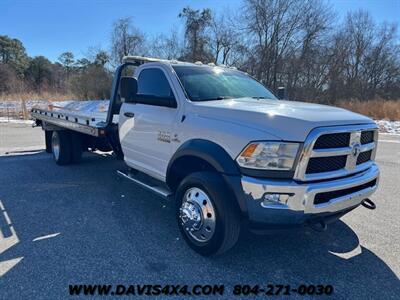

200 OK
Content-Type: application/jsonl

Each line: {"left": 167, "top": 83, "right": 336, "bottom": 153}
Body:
{"left": 262, "top": 193, "right": 290, "bottom": 207}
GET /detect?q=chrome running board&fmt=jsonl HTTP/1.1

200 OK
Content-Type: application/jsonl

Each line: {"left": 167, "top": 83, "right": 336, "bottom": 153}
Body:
{"left": 117, "top": 169, "right": 172, "bottom": 199}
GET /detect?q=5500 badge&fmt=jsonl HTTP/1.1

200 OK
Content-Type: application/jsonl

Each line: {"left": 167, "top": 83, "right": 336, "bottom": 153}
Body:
{"left": 157, "top": 131, "right": 171, "bottom": 143}
{"left": 158, "top": 131, "right": 180, "bottom": 143}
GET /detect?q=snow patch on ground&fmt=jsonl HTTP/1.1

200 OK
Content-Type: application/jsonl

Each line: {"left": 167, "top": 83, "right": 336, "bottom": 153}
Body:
{"left": 0, "top": 117, "right": 34, "bottom": 124}
{"left": 375, "top": 120, "right": 400, "bottom": 135}
{"left": 0, "top": 99, "right": 71, "bottom": 110}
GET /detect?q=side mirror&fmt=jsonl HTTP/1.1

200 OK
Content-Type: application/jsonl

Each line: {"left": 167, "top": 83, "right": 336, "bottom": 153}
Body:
{"left": 277, "top": 87, "right": 287, "bottom": 100}
{"left": 120, "top": 77, "right": 138, "bottom": 103}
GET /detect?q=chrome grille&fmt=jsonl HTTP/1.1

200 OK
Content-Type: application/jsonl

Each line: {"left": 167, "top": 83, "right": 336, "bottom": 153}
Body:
{"left": 360, "top": 131, "right": 374, "bottom": 144}
{"left": 314, "top": 179, "right": 377, "bottom": 205}
{"left": 357, "top": 150, "right": 372, "bottom": 165}
{"left": 306, "top": 156, "right": 347, "bottom": 173}
{"left": 294, "top": 124, "right": 378, "bottom": 181}
{"left": 313, "top": 133, "right": 350, "bottom": 149}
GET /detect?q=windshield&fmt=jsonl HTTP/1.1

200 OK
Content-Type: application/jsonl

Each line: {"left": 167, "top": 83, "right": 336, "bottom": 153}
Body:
{"left": 173, "top": 65, "right": 277, "bottom": 101}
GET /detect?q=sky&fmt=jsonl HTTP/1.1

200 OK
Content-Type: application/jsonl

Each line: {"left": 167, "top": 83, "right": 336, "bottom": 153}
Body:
{"left": 1, "top": 0, "right": 399, "bottom": 62}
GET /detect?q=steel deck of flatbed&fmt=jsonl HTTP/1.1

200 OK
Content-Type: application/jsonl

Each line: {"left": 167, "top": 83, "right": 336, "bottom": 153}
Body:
{"left": 31, "top": 100, "right": 113, "bottom": 137}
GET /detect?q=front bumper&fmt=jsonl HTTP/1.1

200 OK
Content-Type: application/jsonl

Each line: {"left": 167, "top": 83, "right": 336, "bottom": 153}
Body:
{"left": 241, "top": 164, "right": 379, "bottom": 227}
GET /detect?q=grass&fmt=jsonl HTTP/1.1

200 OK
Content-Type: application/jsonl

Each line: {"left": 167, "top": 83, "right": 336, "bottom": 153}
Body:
{"left": 334, "top": 99, "right": 400, "bottom": 121}
{"left": 0, "top": 91, "right": 76, "bottom": 102}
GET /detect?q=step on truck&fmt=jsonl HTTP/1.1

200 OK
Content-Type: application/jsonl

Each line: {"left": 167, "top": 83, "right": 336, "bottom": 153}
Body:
{"left": 32, "top": 56, "right": 380, "bottom": 256}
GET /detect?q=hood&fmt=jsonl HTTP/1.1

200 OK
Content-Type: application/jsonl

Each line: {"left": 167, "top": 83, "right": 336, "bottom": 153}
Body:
{"left": 191, "top": 98, "right": 374, "bottom": 141}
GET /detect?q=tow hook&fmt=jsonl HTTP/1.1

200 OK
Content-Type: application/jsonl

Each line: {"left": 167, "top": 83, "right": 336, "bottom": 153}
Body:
{"left": 308, "top": 220, "right": 328, "bottom": 232}
{"left": 361, "top": 198, "right": 376, "bottom": 210}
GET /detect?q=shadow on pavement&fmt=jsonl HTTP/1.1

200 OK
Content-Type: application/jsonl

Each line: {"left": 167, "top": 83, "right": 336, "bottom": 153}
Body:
{"left": 0, "top": 151, "right": 398, "bottom": 299}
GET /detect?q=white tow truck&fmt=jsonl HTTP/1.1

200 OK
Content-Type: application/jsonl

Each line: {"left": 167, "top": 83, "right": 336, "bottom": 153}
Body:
{"left": 32, "top": 56, "right": 380, "bottom": 255}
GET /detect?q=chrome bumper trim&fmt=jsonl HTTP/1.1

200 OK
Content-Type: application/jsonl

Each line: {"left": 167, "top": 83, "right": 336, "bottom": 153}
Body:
{"left": 241, "top": 164, "right": 379, "bottom": 224}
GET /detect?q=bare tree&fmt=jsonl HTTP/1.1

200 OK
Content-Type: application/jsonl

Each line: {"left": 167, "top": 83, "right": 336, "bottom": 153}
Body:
{"left": 285, "top": 0, "right": 334, "bottom": 100}
{"left": 367, "top": 23, "right": 400, "bottom": 99}
{"left": 243, "top": 0, "right": 308, "bottom": 90}
{"left": 110, "top": 17, "right": 145, "bottom": 66}
{"left": 210, "top": 11, "right": 241, "bottom": 65}
{"left": 148, "top": 29, "right": 183, "bottom": 60}
{"left": 324, "top": 10, "right": 400, "bottom": 101}
{"left": 179, "top": 7, "right": 213, "bottom": 62}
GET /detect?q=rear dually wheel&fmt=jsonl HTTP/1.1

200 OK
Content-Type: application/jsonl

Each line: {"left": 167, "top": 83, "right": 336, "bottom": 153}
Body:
{"left": 51, "top": 131, "right": 72, "bottom": 165}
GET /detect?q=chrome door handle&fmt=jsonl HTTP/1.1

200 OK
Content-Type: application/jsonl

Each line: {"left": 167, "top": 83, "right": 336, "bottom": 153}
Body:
{"left": 124, "top": 112, "right": 135, "bottom": 118}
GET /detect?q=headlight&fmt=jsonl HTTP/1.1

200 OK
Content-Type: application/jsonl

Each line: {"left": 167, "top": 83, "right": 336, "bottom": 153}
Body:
{"left": 236, "top": 142, "right": 300, "bottom": 170}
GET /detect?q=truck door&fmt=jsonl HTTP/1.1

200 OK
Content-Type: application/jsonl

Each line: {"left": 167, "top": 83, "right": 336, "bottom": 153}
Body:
{"left": 119, "top": 67, "right": 179, "bottom": 181}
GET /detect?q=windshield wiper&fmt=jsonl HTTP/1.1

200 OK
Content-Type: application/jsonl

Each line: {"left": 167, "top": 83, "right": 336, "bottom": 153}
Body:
{"left": 251, "top": 96, "right": 268, "bottom": 99}
{"left": 198, "top": 96, "right": 233, "bottom": 101}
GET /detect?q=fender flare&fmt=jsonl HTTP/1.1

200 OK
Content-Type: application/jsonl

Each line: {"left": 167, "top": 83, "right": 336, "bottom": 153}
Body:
{"left": 166, "top": 139, "right": 248, "bottom": 215}
{"left": 167, "top": 139, "right": 240, "bottom": 177}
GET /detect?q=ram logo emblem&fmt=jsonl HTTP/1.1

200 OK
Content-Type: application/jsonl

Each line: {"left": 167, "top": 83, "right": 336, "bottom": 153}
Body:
{"left": 352, "top": 144, "right": 360, "bottom": 157}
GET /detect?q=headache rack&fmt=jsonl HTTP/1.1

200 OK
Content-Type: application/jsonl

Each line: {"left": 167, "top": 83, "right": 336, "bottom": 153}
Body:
{"left": 122, "top": 55, "right": 237, "bottom": 69}
{"left": 122, "top": 55, "right": 193, "bottom": 66}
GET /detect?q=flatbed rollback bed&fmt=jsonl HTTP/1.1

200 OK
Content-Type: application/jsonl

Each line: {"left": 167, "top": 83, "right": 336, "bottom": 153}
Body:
{"left": 32, "top": 102, "right": 123, "bottom": 162}
{"left": 31, "top": 56, "right": 152, "bottom": 162}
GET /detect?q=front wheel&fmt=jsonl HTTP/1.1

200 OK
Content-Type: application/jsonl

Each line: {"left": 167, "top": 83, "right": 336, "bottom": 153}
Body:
{"left": 175, "top": 172, "right": 241, "bottom": 256}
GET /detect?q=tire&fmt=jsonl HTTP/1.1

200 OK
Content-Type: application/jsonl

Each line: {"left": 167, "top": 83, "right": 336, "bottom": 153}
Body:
{"left": 51, "top": 131, "right": 72, "bottom": 165}
{"left": 113, "top": 147, "right": 124, "bottom": 160}
{"left": 70, "top": 132, "right": 83, "bottom": 163}
{"left": 175, "top": 172, "right": 241, "bottom": 256}
{"left": 45, "top": 130, "right": 52, "bottom": 153}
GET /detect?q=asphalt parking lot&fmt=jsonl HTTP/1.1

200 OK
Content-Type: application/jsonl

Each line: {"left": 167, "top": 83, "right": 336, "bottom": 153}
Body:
{"left": 0, "top": 123, "right": 399, "bottom": 299}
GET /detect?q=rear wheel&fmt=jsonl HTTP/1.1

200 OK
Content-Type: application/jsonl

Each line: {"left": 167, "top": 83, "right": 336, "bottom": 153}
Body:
{"left": 45, "top": 130, "right": 52, "bottom": 153}
{"left": 175, "top": 172, "right": 241, "bottom": 256}
{"left": 70, "top": 132, "right": 83, "bottom": 163}
{"left": 51, "top": 131, "right": 72, "bottom": 165}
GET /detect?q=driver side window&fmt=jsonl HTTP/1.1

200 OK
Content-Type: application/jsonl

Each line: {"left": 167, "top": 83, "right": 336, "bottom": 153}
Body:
{"left": 137, "top": 68, "right": 174, "bottom": 99}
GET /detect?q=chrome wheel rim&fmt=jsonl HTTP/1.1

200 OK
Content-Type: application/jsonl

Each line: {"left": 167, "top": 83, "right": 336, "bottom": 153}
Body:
{"left": 51, "top": 132, "right": 60, "bottom": 160}
{"left": 179, "top": 187, "right": 216, "bottom": 243}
